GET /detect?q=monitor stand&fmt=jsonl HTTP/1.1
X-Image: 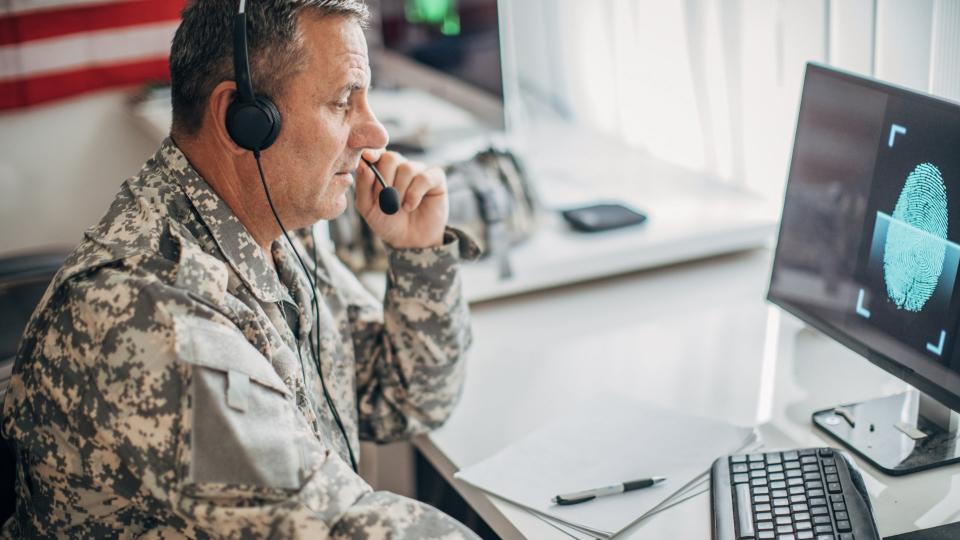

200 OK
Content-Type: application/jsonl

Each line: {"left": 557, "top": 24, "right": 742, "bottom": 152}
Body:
{"left": 812, "top": 390, "right": 960, "bottom": 475}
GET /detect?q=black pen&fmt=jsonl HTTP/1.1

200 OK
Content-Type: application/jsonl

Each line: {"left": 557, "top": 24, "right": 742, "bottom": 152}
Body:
{"left": 552, "top": 477, "right": 666, "bottom": 505}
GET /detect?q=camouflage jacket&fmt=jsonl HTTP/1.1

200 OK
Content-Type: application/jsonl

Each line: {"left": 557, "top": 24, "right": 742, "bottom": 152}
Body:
{"left": 1, "top": 139, "right": 481, "bottom": 539}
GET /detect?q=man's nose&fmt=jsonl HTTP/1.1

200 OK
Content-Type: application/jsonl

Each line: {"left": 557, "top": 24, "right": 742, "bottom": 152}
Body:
{"left": 349, "top": 104, "right": 389, "bottom": 152}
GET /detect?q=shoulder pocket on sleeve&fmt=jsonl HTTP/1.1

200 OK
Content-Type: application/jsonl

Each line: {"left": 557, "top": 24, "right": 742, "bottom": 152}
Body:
{"left": 174, "top": 316, "right": 311, "bottom": 492}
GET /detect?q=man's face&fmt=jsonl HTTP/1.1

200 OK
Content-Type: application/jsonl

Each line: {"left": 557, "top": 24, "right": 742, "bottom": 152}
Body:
{"left": 262, "top": 14, "right": 388, "bottom": 226}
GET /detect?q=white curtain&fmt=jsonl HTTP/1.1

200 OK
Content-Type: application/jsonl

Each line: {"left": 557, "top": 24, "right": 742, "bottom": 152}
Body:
{"left": 505, "top": 0, "right": 960, "bottom": 203}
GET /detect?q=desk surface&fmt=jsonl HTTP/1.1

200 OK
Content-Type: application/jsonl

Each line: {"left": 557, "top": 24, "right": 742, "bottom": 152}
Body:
{"left": 414, "top": 248, "right": 960, "bottom": 539}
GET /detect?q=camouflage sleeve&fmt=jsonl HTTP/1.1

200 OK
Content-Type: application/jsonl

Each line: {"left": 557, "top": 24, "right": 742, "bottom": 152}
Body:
{"left": 343, "top": 227, "right": 481, "bottom": 443}
{"left": 3, "top": 269, "right": 477, "bottom": 539}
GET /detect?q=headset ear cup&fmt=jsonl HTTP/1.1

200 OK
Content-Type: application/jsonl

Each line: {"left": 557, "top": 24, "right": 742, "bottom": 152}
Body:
{"left": 256, "top": 96, "right": 282, "bottom": 150}
{"left": 225, "top": 96, "right": 282, "bottom": 151}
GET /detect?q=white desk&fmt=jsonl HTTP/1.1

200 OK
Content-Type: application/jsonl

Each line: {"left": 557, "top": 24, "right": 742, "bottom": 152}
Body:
{"left": 413, "top": 248, "right": 960, "bottom": 538}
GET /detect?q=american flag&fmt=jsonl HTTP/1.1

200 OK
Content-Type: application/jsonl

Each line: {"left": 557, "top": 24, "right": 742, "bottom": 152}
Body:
{"left": 0, "top": 0, "right": 186, "bottom": 110}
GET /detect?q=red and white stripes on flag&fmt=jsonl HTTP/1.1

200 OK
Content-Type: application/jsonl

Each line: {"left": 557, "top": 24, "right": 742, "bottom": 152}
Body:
{"left": 0, "top": 0, "right": 185, "bottom": 110}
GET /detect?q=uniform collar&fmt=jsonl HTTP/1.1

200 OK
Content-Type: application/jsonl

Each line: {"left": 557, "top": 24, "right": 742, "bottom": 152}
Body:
{"left": 157, "top": 138, "right": 284, "bottom": 303}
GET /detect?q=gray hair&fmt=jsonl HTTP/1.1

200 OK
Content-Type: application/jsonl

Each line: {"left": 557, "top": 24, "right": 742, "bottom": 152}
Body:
{"left": 169, "top": 0, "right": 369, "bottom": 137}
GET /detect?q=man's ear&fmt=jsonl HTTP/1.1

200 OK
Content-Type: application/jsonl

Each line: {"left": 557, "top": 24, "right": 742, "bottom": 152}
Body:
{"left": 205, "top": 80, "right": 247, "bottom": 156}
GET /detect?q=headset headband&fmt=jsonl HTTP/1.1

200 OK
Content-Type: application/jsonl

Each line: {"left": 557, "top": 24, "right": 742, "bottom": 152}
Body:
{"left": 233, "top": 0, "right": 256, "bottom": 104}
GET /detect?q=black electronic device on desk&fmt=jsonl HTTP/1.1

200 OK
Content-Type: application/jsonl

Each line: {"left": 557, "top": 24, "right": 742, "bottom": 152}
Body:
{"left": 561, "top": 203, "right": 647, "bottom": 233}
{"left": 710, "top": 448, "right": 880, "bottom": 540}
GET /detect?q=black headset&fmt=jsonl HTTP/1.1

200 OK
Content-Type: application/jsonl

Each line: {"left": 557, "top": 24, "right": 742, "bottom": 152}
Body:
{"left": 226, "top": 1, "right": 281, "bottom": 152}
{"left": 227, "top": 0, "right": 358, "bottom": 473}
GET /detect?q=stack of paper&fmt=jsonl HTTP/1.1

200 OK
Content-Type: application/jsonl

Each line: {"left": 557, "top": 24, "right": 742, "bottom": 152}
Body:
{"left": 454, "top": 396, "right": 759, "bottom": 538}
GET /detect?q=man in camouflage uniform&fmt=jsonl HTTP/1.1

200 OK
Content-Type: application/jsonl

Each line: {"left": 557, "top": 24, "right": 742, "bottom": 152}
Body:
{"left": 2, "top": 1, "right": 481, "bottom": 537}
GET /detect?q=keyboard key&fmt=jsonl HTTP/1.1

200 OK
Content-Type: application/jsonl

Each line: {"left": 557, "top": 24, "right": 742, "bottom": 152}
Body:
{"left": 830, "top": 494, "right": 844, "bottom": 504}
{"left": 816, "top": 536, "right": 835, "bottom": 540}
{"left": 827, "top": 483, "right": 842, "bottom": 494}
{"left": 809, "top": 498, "right": 827, "bottom": 507}
{"left": 771, "top": 481, "right": 787, "bottom": 489}
{"left": 773, "top": 489, "right": 789, "bottom": 498}
{"left": 833, "top": 502, "right": 846, "bottom": 512}
{"left": 808, "top": 489, "right": 825, "bottom": 498}
{"left": 750, "top": 453, "right": 766, "bottom": 462}
{"left": 752, "top": 478, "right": 769, "bottom": 487}
{"left": 789, "top": 495, "right": 806, "bottom": 504}
{"left": 785, "top": 461, "right": 801, "bottom": 470}
{"left": 797, "top": 532, "right": 814, "bottom": 540}
{"left": 756, "top": 503, "right": 772, "bottom": 513}
{"left": 759, "top": 531, "right": 775, "bottom": 539}
{"left": 839, "top": 534, "right": 853, "bottom": 540}
{"left": 825, "top": 474, "right": 840, "bottom": 484}
{"left": 732, "top": 463, "right": 749, "bottom": 473}
{"left": 834, "top": 511, "right": 848, "bottom": 522}
{"left": 803, "top": 472, "right": 821, "bottom": 481}
{"left": 757, "top": 512, "right": 774, "bottom": 521}
{"left": 836, "top": 520, "right": 851, "bottom": 532}
{"left": 811, "top": 506, "right": 829, "bottom": 516}
{"left": 794, "top": 513, "right": 811, "bottom": 522}
{"left": 777, "top": 524, "right": 794, "bottom": 534}
{"left": 773, "top": 497, "right": 790, "bottom": 507}
{"left": 818, "top": 448, "right": 834, "bottom": 457}
{"left": 813, "top": 516, "right": 832, "bottom": 526}
{"left": 788, "top": 486, "right": 805, "bottom": 495}
{"left": 776, "top": 516, "right": 792, "bottom": 525}
{"left": 768, "top": 453, "right": 783, "bottom": 464}
{"left": 735, "top": 483, "right": 756, "bottom": 538}
{"left": 783, "top": 451, "right": 800, "bottom": 461}
{"left": 770, "top": 472, "right": 786, "bottom": 481}
{"left": 754, "top": 487, "right": 770, "bottom": 495}
{"left": 752, "top": 469, "right": 769, "bottom": 478}
{"left": 814, "top": 524, "right": 834, "bottom": 534}
{"left": 752, "top": 461, "right": 766, "bottom": 470}
{"left": 758, "top": 521, "right": 775, "bottom": 531}
{"left": 822, "top": 457, "right": 836, "bottom": 466}
{"left": 779, "top": 532, "right": 797, "bottom": 539}
{"left": 802, "top": 464, "right": 820, "bottom": 473}
{"left": 801, "top": 456, "right": 818, "bottom": 464}
{"left": 775, "top": 507, "right": 790, "bottom": 516}
{"left": 787, "top": 469, "right": 803, "bottom": 478}
{"left": 732, "top": 455, "right": 748, "bottom": 464}
{"left": 806, "top": 481, "right": 824, "bottom": 491}
{"left": 791, "top": 503, "right": 809, "bottom": 513}
{"left": 754, "top": 495, "right": 771, "bottom": 504}
{"left": 799, "top": 449, "right": 817, "bottom": 457}
{"left": 823, "top": 466, "right": 837, "bottom": 475}
{"left": 795, "top": 520, "right": 812, "bottom": 530}
{"left": 734, "top": 474, "right": 750, "bottom": 484}
{"left": 769, "top": 464, "right": 785, "bottom": 473}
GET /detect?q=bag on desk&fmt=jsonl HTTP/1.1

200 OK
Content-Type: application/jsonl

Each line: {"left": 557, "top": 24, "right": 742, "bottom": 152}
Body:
{"left": 330, "top": 147, "right": 538, "bottom": 277}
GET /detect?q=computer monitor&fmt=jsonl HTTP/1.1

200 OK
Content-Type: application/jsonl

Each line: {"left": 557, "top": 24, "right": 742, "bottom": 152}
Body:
{"left": 377, "top": 0, "right": 505, "bottom": 130}
{"left": 768, "top": 63, "right": 960, "bottom": 475}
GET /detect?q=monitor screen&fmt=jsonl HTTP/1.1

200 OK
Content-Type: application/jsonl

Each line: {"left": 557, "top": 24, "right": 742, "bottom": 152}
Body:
{"left": 379, "top": 0, "right": 503, "bottom": 101}
{"left": 768, "top": 63, "right": 960, "bottom": 411}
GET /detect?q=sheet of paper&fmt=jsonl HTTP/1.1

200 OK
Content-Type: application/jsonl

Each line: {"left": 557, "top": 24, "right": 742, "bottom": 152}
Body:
{"left": 455, "top": 396, "right": 754, "bottom": 537}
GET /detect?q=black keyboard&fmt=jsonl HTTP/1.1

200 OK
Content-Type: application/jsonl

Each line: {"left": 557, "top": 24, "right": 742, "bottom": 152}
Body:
{"left": 710, "top": 448, "right": 881, "bottom": 540}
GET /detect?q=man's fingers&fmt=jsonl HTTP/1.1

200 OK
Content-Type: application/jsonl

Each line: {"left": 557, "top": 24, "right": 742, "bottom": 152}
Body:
{"left": 392, "top": 160, "right": 423, "bottom": 200}
{"left": 370, "top": 151, "right": 404, "bottom": 189}
{"left": 361, "top": 147, "right": 386, "bottom": 164}
{"left": 403, "top": 168, "right": 445, "bottom": 211}
{"left": 354, "top": 160, "right": 376, "bottom": 213}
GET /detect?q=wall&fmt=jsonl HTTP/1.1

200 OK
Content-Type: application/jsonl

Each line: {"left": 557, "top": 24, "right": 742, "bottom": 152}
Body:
{"left": 0, "top": 89, "right": 160, "bottom": 256}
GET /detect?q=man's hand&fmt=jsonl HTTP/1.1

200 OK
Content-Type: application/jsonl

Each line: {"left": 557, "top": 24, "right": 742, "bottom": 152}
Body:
{"left": 355, "top": 150, "right": 449, "bottom": 249}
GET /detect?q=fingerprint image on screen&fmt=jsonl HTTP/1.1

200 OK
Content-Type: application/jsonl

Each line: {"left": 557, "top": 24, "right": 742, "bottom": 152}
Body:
{"left": 883, "top": 163, "right": 948, "bottom": 312}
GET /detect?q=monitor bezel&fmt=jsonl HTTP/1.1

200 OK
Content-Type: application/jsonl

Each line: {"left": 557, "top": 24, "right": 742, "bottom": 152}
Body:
{"left": 767, "top": 62, "right": 960, "bottom": 413}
